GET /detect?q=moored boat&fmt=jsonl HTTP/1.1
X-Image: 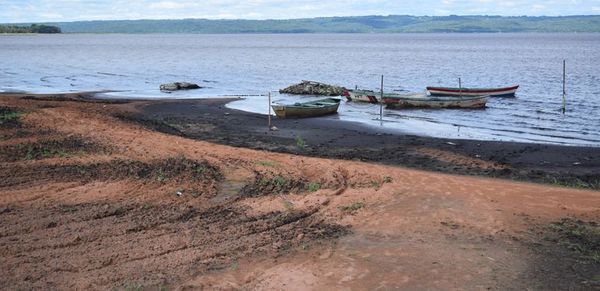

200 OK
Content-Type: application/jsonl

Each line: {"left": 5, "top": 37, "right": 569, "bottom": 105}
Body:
{"left": 426, "top": 85, "right": 519, "bottom": 97}
{"left": 342, "top": 89, "right": 379, "bottom": 103}
{"left": 382, "top": 93, "right": 488, "bottom": 109}
{"left": 271, "top": 98, "right": 341, "bottom": 118}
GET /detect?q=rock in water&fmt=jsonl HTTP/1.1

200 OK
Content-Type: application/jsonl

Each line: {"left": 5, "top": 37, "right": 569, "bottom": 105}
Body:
{"left": 279, "top": 80, "right": 346, "bottom": 96}
{"left": 160, "top": 82, "right": 202, "bottom": 91}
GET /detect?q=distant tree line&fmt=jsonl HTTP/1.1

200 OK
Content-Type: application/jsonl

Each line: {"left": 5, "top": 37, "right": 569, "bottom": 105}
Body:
{"left": 49, "top": 15, "right": 600, "bottom": 33}
{"left": 0, "top": 24, "right": 61, "bottom": 33}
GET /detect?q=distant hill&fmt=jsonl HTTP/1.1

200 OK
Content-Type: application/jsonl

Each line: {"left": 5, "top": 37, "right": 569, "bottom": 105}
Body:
{"left": 0, "top": 24, "right": 61, "bottom": 33}
{"left": 7, "top": 15, "right": 600, "bottom": 33}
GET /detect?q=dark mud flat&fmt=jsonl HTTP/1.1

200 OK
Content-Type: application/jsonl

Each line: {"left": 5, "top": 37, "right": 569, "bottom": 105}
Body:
{"left": 125, "top": 98, "right": 600, "bottom": 189}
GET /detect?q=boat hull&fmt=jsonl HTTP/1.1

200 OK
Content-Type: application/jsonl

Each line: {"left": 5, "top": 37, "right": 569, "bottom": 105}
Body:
{"left": 426, "top": 85, "right": 518, "bottom": 97}
{"left": 383, "top": 94, "right": 488, "bottom": 109}
{"left": 344, "top": 90, "right": 379, "bottom": 103}
{"left": 272, "top": 98, "right": 341, "bottom": 118}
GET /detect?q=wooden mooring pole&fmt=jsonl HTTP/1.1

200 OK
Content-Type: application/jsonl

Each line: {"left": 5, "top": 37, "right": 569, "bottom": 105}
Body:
{"left": 562, "top": 59, "right": 566, "bottom": 114}
{"left": 268, "top": 92, "right": 272, "bottom": 127}
{"left": 459, "top": 77, "right": 462, "bottom": 98}
{"left": 380, "top": 75, "right": 384, "bottom": 121}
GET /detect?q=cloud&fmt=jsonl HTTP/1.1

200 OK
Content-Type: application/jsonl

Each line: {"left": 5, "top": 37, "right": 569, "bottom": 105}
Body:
{"left": 0, "top": 0, "right": 598, "bottom": 23}
{"left": 148, "top": 1, "right": 190, "bottom": 9}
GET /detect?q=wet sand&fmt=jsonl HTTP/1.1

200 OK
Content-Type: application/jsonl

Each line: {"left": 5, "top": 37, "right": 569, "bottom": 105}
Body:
{"left": 124, "top": 97, "right": 600, "bottom": 190}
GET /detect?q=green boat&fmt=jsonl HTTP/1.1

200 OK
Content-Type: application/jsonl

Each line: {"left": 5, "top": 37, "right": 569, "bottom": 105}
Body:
{"left": 271, "top": 98, "right": 341, "bottom": 118}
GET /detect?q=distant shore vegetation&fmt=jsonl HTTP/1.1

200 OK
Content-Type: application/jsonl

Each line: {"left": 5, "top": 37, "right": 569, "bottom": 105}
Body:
{"left": 2, "top": 15, "right": 599, "bottom": 34}
{"left": 0, "top": 24, "right": 61, "bottom": 34}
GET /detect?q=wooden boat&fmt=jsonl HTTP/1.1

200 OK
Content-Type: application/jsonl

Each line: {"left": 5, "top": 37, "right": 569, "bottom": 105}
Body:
{"left": 426, "top": 85, "right": 519, "bottom": 97}
{"left": 342, "top": 89, "right": 379, "bottom": 103}
{"left": 382, "top": 93, "right": 488, "bottom": 109}
{"left": 271, "top": 98, "right": 341, "bottom": 118}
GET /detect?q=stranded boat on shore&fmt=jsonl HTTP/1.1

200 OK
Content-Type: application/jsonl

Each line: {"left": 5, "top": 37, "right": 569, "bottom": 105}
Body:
{"left": 382, "top": 93, "right": 488, "bottom": 109}
{"left": 272, "top": 98, "right": 341, "bottom": 118}
{"left": 426, "top": 85, "right": 519, "bottom": 97}
{"left": 342, "top": 89, "right": 379, "bottom": 103}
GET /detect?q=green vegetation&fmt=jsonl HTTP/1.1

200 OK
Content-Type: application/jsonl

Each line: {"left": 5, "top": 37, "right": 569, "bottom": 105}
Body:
{"left": 230, "top": 261, "right": 239, "bottom": 271}
{"left": 282, "top": 200, "right": 295, "bottom": 211}
{"left": 307, "top": 182, "right": 321, "bottom": 192}
{"left": 16, "top": 15, "right": 600, "bottom": 34}
{"left": 547, "top": 177, "right": 600, "bottom": 190}
{"left": 0, "top": 24, "right": 61, "bottom": 33}
{"left": 1, "top": 136, "right": 100, "bottom": 161}
{"left": 0, "top": 108, "right": 22, "bottom": 128}
{"left": 25, "top": 146, "right": 68, "bottom": 160}
{"left": 339, "top": 202, "right": 365, "bottom": 213}
{"left": 259, "top": 175, "right": 287, "bottom": 188}
{"left": 256, "top": 160, "right": 278, "bottom": 167}
{"left": 295, "top": 136, "right": 306, "bottom": 150}
{"left": 549, "top": 218, "right": 600, "bottom": 263}
{"left": 192, "top": 165, "right": 207, "bottom": 175}
{"left": 0, "top": 111, "right": 20, "bottom": 123}
{"left": 156, "top": 169, "right": 167, "bottom": 182}
{"left": 441, "top": 220, "right": 461, "bottom": 229}
{"left": 123, "top": 283, "right": 143, "bottom": 291}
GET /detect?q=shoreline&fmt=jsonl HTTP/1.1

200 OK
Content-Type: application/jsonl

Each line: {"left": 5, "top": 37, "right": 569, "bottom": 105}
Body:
{"left": 6, "top": 89, "right": 599, "bottom": 147}
{"left": 2, "top": 92, "right": 600, "bottom": 189}
{"left": 117, "top": 96, "right": 600, "bottom": 189}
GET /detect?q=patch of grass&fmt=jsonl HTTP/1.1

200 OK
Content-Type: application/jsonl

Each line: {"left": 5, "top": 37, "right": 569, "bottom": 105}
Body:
{"left": 0, "top": 111, "right": 21, "bottom": 121}
{"left": 547, "top": 177, "right": 600, "bottom": 190}
{"left": 441, "top": 220, "right": 461, "bottom": 229}
{"left": 295, "top": 135, "right": 306, "bottom": 150}
{"left": 242, "top": 173, "right": 306, "bottom": 197}
{"left": 282, "top": 200, "right": 294, "bottom": 211}
{"left": 307, "top": 182, "right": 321, "bottom": 192}
{"left": 123, "top": 283, "right": 143, "bottom": 291}
{"left": 549, "top": 218, "right": 600, "bottom": 263}
{"left": 370, "top": 181, "right": 381, "bottom": 188}
{"left": 338, "top": 202, "right": 364, "bottom": 213}
{"left": 60, "top": 205, "right": 78, "bottom": 213}
{"left": 256, "top": 160, "right": 278, "bottom": 167}
{"left": 383, "top": 176, "right": 393, "bottom": 183}
{"left": 156, "top": 169, "right": 167, "bottom": 182}
{"left": 42, "top": 148, "right": 68, "bottom": 159}
{"left": 193, "top": 165, "right": 206, "bottom": 175}
{"left": 95, "top": 206, "right": 128, "bottom": 219}
{"left": 260, "top": 175, "right": 287, "bottom": 188}
{"left": 230, "top": 261, "right": 239, "bottom": 271}
{"left": 1, "top": 135, "right": 106, "bottom": 161}
{"left": 0, "top": 108, "right": 22, "bottom": 128}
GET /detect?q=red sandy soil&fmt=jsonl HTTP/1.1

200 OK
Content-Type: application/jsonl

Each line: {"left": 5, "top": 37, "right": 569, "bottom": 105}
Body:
{"left": 0, "top": 95, "right": 598, "bottom": 290}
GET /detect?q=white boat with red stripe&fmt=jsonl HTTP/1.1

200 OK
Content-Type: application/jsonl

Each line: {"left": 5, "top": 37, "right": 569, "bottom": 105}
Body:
{"left": 342, "top": 89, "right": 379, "bottom": 103}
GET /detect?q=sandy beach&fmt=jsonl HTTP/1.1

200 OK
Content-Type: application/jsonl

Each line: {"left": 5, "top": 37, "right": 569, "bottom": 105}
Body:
{"left": 1, "top": 92, "right": 599, "bottom": 290}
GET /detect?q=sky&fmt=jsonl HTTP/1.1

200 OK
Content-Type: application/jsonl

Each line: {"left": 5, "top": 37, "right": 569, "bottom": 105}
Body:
{"left": 1, "top": 0, "right": 599, "bottom": 23}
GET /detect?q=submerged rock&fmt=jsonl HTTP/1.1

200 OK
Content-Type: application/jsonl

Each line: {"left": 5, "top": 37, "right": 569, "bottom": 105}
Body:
{"left": 279, "top": 80, "right": 346, "bottom": 96}
{"left": 160, "top": 82, "right": 202, "bottom": 91}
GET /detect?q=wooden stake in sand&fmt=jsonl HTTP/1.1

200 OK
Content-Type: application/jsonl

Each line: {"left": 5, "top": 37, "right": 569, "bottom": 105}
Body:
{"left": 379, "top": 75, "right": 384, "bottom": 121}
{"left": 562, "top": 59, "right": 566, "bottom": 114}
{"left": 268, "top": 92, "right": 272, "bottom": 127}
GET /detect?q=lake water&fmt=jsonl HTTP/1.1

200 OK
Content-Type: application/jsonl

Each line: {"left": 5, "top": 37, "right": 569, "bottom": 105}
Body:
{"left": 1, "top": 33, "right": 599, "bottom": 146}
